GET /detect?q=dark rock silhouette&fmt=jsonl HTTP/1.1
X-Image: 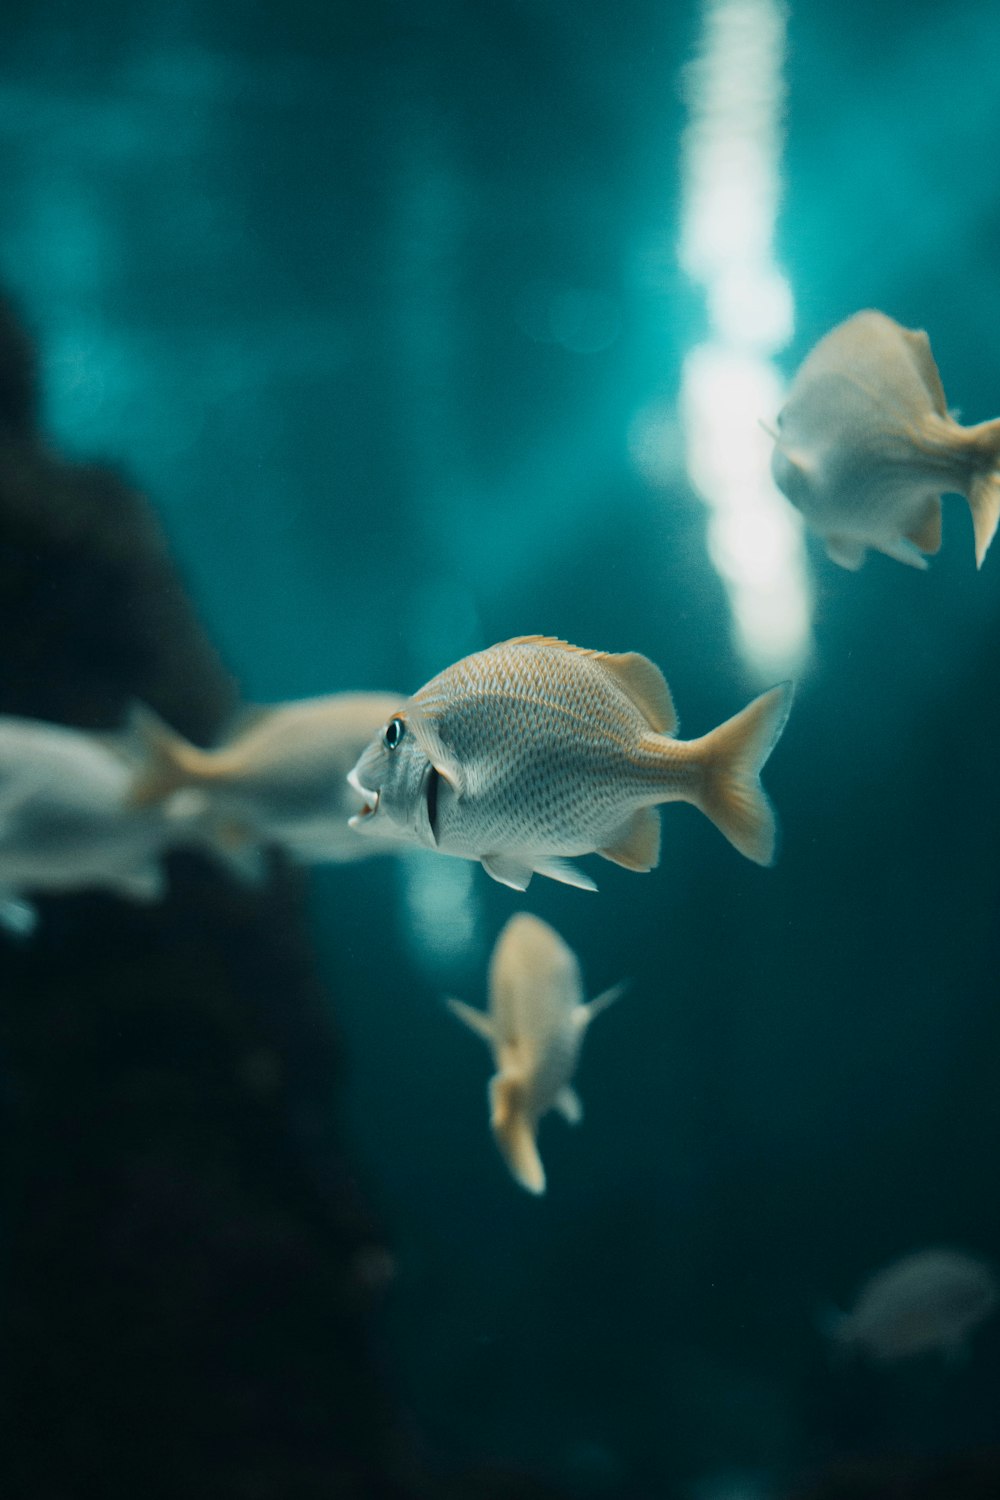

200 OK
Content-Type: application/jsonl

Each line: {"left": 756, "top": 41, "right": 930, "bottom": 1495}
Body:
{"left": 0, "top": 293, "right": 563, "bottom": 1500}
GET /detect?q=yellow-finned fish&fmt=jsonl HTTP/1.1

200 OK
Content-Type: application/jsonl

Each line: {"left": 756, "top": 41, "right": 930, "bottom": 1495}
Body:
{"left": 128, "top": 692, "right": 408, "bottom": 862}
{"left": 347, "top": 635, "right": 793, "bottom": 891}
{"left": 770, "top": 309, "right": 1000, "bottom": 571}
{"left": 447, "top": 912, "right": 625, "bottom": 1195}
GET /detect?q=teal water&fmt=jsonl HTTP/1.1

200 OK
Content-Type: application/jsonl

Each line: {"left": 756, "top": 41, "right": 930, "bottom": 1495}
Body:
{"left": 3, "top": 3, "right": 1000, "bottom": 1496}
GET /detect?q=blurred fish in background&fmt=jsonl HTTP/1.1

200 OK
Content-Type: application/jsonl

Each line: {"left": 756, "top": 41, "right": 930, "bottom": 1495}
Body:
{"left": 769, "top": 310, "right": 1000, "bottom": 572}
{"left": 823, "top": 1248, "right": 999, "bottom": 1365}
{"left": 448, "top": 912, "right": 625, "bottom": 1194}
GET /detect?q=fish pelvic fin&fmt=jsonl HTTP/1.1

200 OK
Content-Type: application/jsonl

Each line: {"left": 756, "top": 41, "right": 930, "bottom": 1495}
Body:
{"left": 490, "top": 1076, "right": 545, "bottom": 1194}
{"left": 965, "top": 418, "right": 1000, "bottom": 567}
{"left": 126, "top": 705, "right": 214, "bottom": 808}
{"left": 577, "top": 981, "right": 628, "bottom": 1031}
{"left": 685, "top": 683, "right": 794, "bottom": 866}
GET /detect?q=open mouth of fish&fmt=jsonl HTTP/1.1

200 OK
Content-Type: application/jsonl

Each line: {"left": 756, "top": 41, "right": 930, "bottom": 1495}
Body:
{"left": 347, "top": 768, "right": 379, "bottom": 826}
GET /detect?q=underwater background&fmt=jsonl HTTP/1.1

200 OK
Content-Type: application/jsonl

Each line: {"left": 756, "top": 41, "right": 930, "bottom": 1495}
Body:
{"left": 2, "top": 1, "right": 1000, "bottom": 1496}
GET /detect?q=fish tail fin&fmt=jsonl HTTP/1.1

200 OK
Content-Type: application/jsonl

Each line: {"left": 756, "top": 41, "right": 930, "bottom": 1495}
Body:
{"left": 687, "top": 683, "right": 794, "bottom": 866}
{"left": 965, "top": 418, "right": 1000, "bottom": 567}
{"left": 125, "top": 705, "right": 213, "bottom": 808}
{"left": 489, "top": 1076, "right": 545, "bottom": 1195}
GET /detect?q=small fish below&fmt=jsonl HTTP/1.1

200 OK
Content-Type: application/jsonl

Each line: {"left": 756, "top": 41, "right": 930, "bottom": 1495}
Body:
{"left": 126, "top": 691, "right": 409, "bottom": 864}
{"left": 0, "top": 716, "right": 181, "bottom": 936}
{"left": 447, "top": 912, "right": 625, "bottom": 1194}
{"left": 823, "top": 1247, "right": 999, "bottom": 1364}
{"left": 768, "top": 309, "right": 1000, "bottom": 571}
{"left": 347, "top": 635, "right": 793, "bottom": 891}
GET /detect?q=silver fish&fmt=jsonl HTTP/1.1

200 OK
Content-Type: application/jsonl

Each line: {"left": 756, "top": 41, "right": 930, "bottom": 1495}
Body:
{"left": 770, "top": 309, "right": 1000, "bottom": 571}
{"left": 128, "top": 692, "right": 408, "bottom": 862}
{"left": 0, "top": 716, "right": 177, "bottom": 934}
{"left": 348, "top": 635, "right": 793, "bottom": 890}
{"left": 827, "top": 1248, "right": 999, "bottom": 1363}
{"left": 447, "top": 912, "right": 625, "bottom": 1194}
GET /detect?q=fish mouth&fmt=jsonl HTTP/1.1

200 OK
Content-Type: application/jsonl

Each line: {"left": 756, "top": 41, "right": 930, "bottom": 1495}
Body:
{"left": 348, "top": 768, "right": 380, "bottom": 826}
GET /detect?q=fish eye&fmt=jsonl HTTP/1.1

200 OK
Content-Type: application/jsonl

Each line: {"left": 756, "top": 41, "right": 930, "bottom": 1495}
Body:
{"left": 383, "top": 717, "right": 406, "bottom": 751}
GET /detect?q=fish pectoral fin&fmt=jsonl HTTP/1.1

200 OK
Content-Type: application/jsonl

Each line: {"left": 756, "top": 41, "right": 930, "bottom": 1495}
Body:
{"left": 111, "top": 864, "right": 167, "bottom": 903}
{"left": 0, "top": 894, "right": 39, "bottom": 939}
{"left": 445, "top": 997, "right": 495, "bottom": 1044}
{"left": 905, "top": 495, "right": 942, "bottom": 554}
{"left": 554, "top": 1086, "right": 583, "bottom": 1126}
{"left": 824, "top": 534, "right": 867, "bottom": 570}
{"left": 875, "top": 534, "right": 929, "bottom": 570}
{"left": 602, "top": 653, "right": 677, "bottom": 734}
{"left": 599, "top": 806, "right": 661, "bottom": 872}
{"left": 532, "top": 857, "right": 598, "bottom": 892}
{"left": 406, "top": 707, "right": 466, "bottom": 796}
{"left": 482, "top": 853, "right": 535, "bottom": 890}
{"left": 577, "top": 981, "right": 629, "bottom": 1030}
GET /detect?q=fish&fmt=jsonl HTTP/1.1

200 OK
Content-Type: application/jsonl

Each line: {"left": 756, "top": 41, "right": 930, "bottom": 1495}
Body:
{"left": 447, "top": 912, "right": 625, "bottom": 1194}
{"left": 347, "top": 635, "right": 793, "bottom": 891}
{"left": 769, "top": 309, "right": 1000, "bottom": 570}
{"left": 824, "top": 1248, "right": 999, "bottom": 1363}
{"left": 0, "top": 716, "right": 179, "bottom": 935}
{"left": 127, "top": 692, "right": 408, "bottom": 862}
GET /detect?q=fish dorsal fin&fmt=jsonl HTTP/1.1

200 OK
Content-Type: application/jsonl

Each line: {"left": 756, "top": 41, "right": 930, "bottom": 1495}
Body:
{"left": 405, "top": 706, "right": 466, "bottom": 795}
{"left": 901, "top": 327, "right": 949, "bottom": 417}
{"left": 600, "top": 806, "right": 661, "bottom": 872}
{"left": 906, "top": 495, "right": 943, "bottom": 554}
{"left": 498, "top": 635, "right": 604, "bottom": 656}
{"left": 602, "top": 653, "right": 676, "bottom": 734}
{"left": 500, "top": 638, "right": 677, "bottom": 734}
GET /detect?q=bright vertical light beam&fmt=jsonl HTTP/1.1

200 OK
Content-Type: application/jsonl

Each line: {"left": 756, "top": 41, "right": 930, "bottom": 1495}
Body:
{"left": 678, "top": 0, "right": 812, "bottom": 681}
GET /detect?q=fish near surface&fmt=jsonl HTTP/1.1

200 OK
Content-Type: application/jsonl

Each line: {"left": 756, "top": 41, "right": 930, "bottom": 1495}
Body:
{"left": 447, "top": 911, "right": 625, "bottom": 1194}
{"left": 347, "top": 636, "right": 793, "bottom": 891}
{"left": 825, "top": 1248, "right": 999, "bottom": 1363}
{"left": 0, "top": 716, "right": 179, "bottom": 935}
{"left": 128, "top": 692, "right": 408, "bottom": 862}
{"left": 770, "top": 309, "right": 1000, "bottom": 571}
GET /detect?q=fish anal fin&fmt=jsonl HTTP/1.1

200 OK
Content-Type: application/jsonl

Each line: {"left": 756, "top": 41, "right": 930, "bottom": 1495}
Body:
{"left": 824, "top": 534, "right": 867, "bottom": 570}
{"left": 532, "top": 856, "right": 597, "bottom": 891}
{"left": 906, "top": 495, "right": 942, "bottom": 554}
{"left": 446, "top": 997, "right": 495, "bottom": 1044}
{"left": 482, "top": 853, "right": 534, "bottom": 891}
{"left": 554, "top": 1086, "right": 583, "bottom": 1125}
{"left": 901, "top": 327, "right": 949, "bottom": 416}
{"left": 602, "top": 653, "right": 677, "bottom": 734}
{"left": 599, "top": 806, "right": 661, "bottom": 872}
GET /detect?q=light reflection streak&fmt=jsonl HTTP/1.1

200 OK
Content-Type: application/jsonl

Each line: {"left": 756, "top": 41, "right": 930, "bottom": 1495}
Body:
{"left": 678, "top": 0, "right": 812, "bottom": 680}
